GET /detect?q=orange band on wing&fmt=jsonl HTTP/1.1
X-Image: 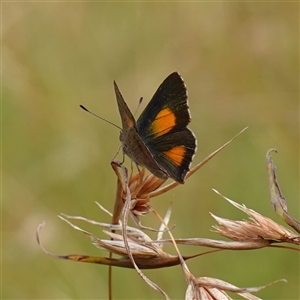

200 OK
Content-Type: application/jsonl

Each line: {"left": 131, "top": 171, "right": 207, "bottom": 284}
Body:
{"left": 150, "top": 108, "right": 176, "bottom": 138}
{"left": 163, "top": 146, "right": 186, "bottom": 166}
{"left": 124, "top": 114, "right": 135, "bottom": 127}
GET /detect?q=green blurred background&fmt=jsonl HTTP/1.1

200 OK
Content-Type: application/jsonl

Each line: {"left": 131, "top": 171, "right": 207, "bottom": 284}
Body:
{"left": 2, "top": 2, "right": 299, "bottom": 299}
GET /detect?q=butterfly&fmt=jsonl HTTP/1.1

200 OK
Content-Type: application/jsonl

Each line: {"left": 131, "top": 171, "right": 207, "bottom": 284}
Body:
{"left": 114, "top": 72, "right": 197, "bottom": 184}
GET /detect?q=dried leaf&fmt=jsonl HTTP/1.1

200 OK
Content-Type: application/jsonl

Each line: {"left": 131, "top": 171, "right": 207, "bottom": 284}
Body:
{"left": 161, "top": 237, "right": 271, "bottom": 250}
{"left": 186, "top": 275, "right": 286, "bottom": 300}
{"left": 36, "top": 219, "right": 203, "bottom": 269}
{"left": 266, "top": 149, "right": 300, "bottom": 233}
{"left": 212, "top": 189, "right": 300, "bottom": 246}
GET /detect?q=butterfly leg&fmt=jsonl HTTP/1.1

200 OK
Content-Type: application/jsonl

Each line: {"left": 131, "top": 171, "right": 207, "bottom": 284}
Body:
{"left": 112, "top": 144, "right": 123, "bottom": 162}
{"left": 135, "top": 163, "right": 144, "bottom": 183}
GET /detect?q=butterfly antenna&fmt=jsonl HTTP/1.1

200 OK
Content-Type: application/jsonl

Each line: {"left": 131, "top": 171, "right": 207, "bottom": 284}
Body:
{"left": 79, "top": 105, "right": 122, "bottom": 130}
{"left": 133, "top": 97, "right": 143, "bottom": 117}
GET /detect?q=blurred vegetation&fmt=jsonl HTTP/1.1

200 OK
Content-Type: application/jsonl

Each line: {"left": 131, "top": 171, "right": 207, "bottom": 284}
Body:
{"left": 3, "top": 2, "right": 298, "bottom": 300}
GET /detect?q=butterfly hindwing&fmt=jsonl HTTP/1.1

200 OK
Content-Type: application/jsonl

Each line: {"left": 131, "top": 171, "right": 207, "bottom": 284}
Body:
{"left": 147, "top": 128, "right": 196, "bottom": 183}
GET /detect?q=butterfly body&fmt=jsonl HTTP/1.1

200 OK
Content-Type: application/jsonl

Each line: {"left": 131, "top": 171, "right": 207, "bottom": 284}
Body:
{"left": 114, "top": 72, "right": 197, "bottom": 184}
{"left": 120, "top": 125, "right": 169, "bottom": 180}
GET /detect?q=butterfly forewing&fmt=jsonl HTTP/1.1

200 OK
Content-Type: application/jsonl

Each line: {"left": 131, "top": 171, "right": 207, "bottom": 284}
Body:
{"left": 137, "top": 72, "right": 191, "bottom": 141}
{"left": 114, "top": 81, "right": 137, "bottom": 131}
